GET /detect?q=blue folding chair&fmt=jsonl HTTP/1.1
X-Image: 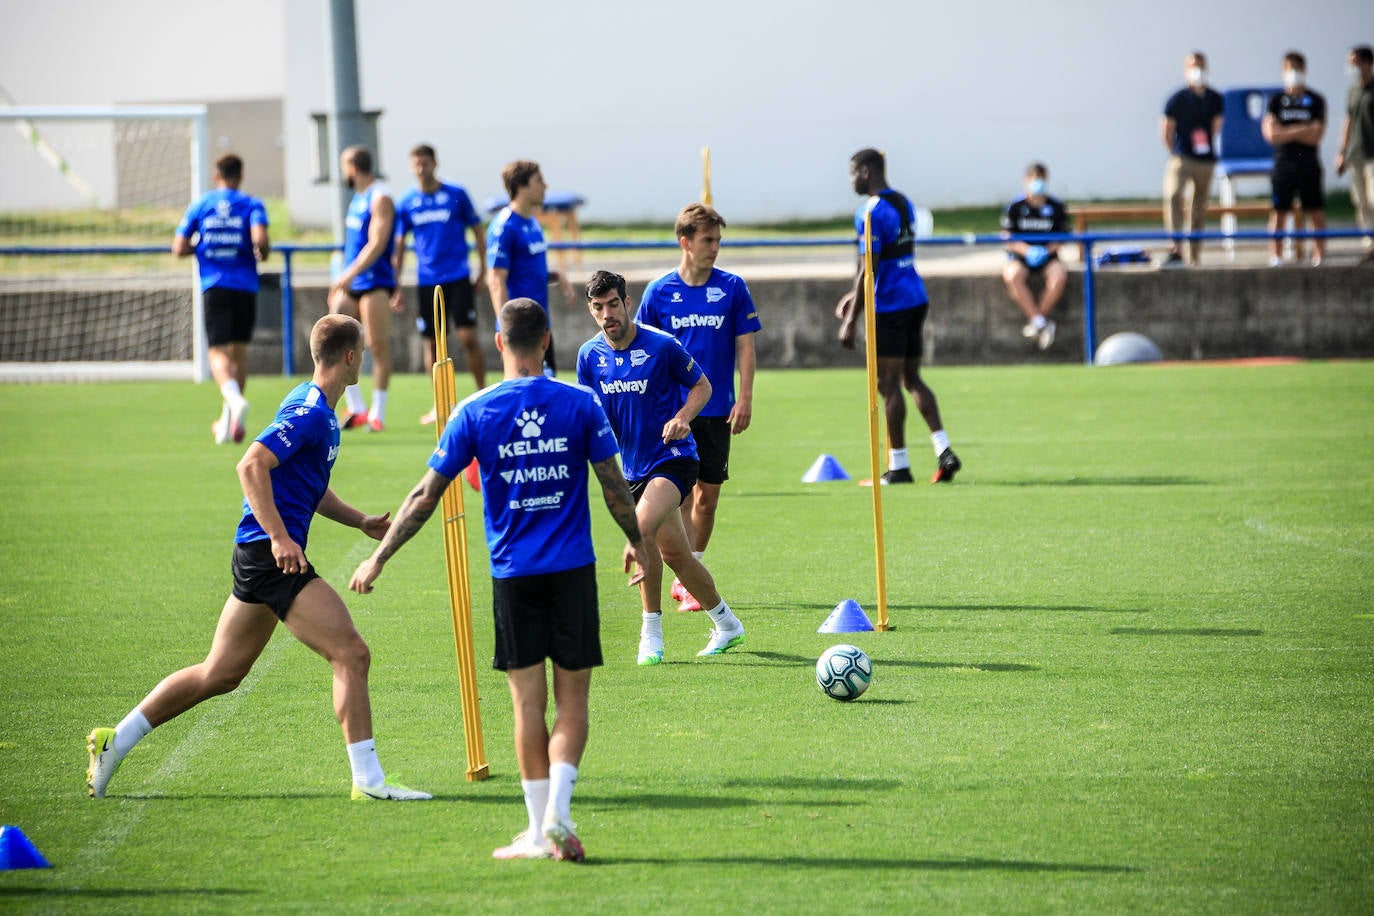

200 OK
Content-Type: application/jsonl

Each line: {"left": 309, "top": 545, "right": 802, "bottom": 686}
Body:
{"left": 1215, "top": 87, "right": 1282, "bottom": 257}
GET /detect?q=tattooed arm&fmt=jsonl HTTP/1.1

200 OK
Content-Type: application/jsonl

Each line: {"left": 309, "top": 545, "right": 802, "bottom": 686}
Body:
{"left": 349, "top": 469, "right": 452, "bottom": 593}
{"left": 592, "top": 456, "right": 648, "bottom": 576}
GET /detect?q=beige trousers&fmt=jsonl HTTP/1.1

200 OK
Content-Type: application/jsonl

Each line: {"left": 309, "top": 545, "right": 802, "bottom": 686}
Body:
{"left": 1349, "top": 159, "right": 1374, "bottom": 250}
{"left": 1164, "top": 156, "right": 1216, "bottom": 263}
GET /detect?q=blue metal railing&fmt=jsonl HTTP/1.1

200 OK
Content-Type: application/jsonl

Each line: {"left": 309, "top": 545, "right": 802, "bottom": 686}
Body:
{"left": 2, "top": 227, "right": 1367, "bottom": 372}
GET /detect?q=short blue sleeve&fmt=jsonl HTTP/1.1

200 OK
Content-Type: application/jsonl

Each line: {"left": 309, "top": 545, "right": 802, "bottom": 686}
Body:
{"left": 249, "top": 200, "right": 268, "bottom": 227}
{"left": 429, "top": 401, "right": 476, "bottom": 479}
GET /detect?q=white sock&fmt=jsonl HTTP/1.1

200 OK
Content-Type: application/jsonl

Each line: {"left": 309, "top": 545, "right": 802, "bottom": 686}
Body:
{"left": 219, "top": 379, "right": 247, "bottom": 411}
{"left": 705, "top": 600, "right": 741, "bottom": 631}
{"left": 931, "top": 430, "right": 951, "bottom": 457}
{"left": 218, "top": 403, "right": 231, "bottom": 427}
{"left": 346, "top": 738, "right": 385, "bottom": 788}
{"left": 113, "top": 708, "right": 152, "bottom": 760}
{"left": 1031, "top": 314, "right": 1047, "bottom": 330}
{"left": 522, "top": 778, "right": 550, "bottom": 838}
{"left": 641, "top": 611, "right": 663, "bottom": 640}
{"left": 691, "top": 550, "right": 704, "bottom": 561}
{"left": 370, "top": 389, "right": 388, "bottom": 422}
{"left": 344, "top": 384, "right": 367, "bottom": 415}
{"left": 888, "top": 448, "right": 909, "bottom": 471}
{"left": 547, "top": 762, "right": 577, "bottom": 824}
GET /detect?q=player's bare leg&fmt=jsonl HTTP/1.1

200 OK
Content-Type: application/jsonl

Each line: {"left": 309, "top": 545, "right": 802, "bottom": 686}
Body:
{"left": 456, "top": 325, "right": 486, "bottom": 391}
{"left": 208, "top": 343, "right": 251, "bottom": 444}
{"left": 1001, "top": 261, "right": 1041, "bottom": 324}
{"left": 680, "top": 481, "right": 721, "bottom": 555}
{"left": 278, "top": 579, "right": 372, "bottom": 743}
{"left": 904, "top": 357, "right": 960, "bottom": 483}
{"left": 1039, "top": 260, "right": 1067, "bottom": 317}
{"left": 358, "top": 290, "right": 392, "bottom": 428}
{"left": 543, "top": 664, "right": 590, "bottom": 860}
{"left": 506, "top": 664, "right": 550, "bottom": 780}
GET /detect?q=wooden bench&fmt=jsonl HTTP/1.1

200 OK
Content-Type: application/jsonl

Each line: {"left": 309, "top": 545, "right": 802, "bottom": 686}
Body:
{"left": 1068, "top": 202, "right": 1300, "bottom": 260}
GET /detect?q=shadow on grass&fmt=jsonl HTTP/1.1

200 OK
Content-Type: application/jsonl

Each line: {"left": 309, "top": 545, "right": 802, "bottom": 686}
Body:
{"left": 593, "top": 855, "right": 1139, "bottom": 873}
{"left": 577, "top": 792, "right": 847, "bottom": 810}
{"left": 0, "top": 888, "right": 254, "bottom": 899}
{"left": 718, "top": 776, "right": 903, "bottom": 791}
{"left": 1110, "top": 627, "right": 1262, "bottom": 637}
{"left": 987, "top": 476, "right": 1207, "bottom": 487}
{"left": 884, "top": 659, "right": 1041, "bottom": 672}
{"left": 922, "top": 603, "right": 1151, "bottom": 614}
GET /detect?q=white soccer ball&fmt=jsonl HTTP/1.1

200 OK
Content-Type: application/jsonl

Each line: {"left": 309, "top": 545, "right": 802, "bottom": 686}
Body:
{"left": 816, "top": 644, "right": 872, "bottom": 701}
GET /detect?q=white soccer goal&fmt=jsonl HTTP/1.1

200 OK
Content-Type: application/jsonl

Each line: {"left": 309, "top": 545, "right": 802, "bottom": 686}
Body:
{"left": 0, "top": 105, "right": 209, "bottom": 382}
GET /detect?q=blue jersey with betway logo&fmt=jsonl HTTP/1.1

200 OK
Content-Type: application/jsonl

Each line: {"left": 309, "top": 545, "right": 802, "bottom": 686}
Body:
{"left": 394, "top": 182, "right": 480, "bottom": 285}
{"left": 429, "top": 376, "right": 618, "bottom": 579}
{"left": 176, "top": 188, "right": 268, "bottom": 293}
{"left": 636, "top": 267, "right": 761, "bottom": 418}
{"left": 485, "top": 208, "right": 549, "bottom": 309}
{"left": 236, "top": 382, "right": 340, "bottom": 550}
{"left": 576, "top": 324, "right": 703, "bottom": 482}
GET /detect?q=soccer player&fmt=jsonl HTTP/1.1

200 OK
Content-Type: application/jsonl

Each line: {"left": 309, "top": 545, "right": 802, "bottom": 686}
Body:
{"left": 350, "top": 299, "right": 646, "bottom": 862}
{"left": 1001, "top": 162, "right": 1069, "bottom": 350}
{"left": 836, "top": 148, "right": 961, "bottom": 485}
{"left": 486, "top": 160, "right": 574, "bottom": 375}
{"left": 173, "top": 153, "right": 269, "bottom": 445}
{"left": 636, "top": 203, "right": 761, "bottom": 612}
{"left": 392, "top": 143, "right": 487, "bottom": 422}
{"left": 329, "top": 145, "right": 397, "bottom": 430}
{"left": 577, "top": 270, "right": 746, "bottom": 665}
{"left": 86, "top": 315, "right": 431, "bottom": 803}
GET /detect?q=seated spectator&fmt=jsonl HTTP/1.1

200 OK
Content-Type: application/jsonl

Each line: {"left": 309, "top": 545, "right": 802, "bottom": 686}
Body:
{"left": 1161, "top": 51, "right": 1224, "bottom": 266}
{"left": 1262, "top": 51, "right": 1327, "bottom": 267}
{"left": 1001, "top": 163, "right": 1068, "bottom": 351}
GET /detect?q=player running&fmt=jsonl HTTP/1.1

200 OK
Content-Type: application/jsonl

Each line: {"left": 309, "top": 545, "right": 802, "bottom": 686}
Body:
{"left": 636, "top": 203, "right": 760, "bottom": 612}
{"left": 392, "top": 143, "right": 487, "bottom": 422}
{"left": 577, "top": 270, "right": 746, "bottom": 665}
{"left": 350, "top": 299, "right": 646, "bottom": 862}
{"left": 86, "top": 315, "right": 431, "bottom": 802}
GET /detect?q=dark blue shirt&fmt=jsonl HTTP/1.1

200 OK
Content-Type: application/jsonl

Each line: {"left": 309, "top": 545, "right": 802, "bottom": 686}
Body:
{"left": 855, "top": 193, "right": 928, "bottom": 314}
{"left": 1164, "top": 87, "right": 1225, "bottom": 160}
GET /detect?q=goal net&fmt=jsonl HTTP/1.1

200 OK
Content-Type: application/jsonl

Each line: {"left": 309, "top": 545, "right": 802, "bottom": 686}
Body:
{"left": 0, "top": 105, "right": 208, "bottom": 382}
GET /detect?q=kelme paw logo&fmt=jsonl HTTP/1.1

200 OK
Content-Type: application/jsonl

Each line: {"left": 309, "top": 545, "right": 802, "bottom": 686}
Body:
{"left": 517, "top": 409, "right": 544, "bottom": 438}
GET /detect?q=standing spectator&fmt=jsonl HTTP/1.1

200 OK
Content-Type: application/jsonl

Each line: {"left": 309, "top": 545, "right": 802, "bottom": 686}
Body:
{"left": 173, "top": 154, "right": 269, "bottom": 444}
{"left": 1001, "top": 163, "right": 1069, "bottom": 351}
{"left": 1335, "top": 45, "right": 1374, "bottom": 261}
{"left": 392, "top": 144, "right": 487, "bottom": 422}
{"left": 1262, "top": 52, "right": 1328, "bottom": 267}
{"left": 486, "top": 161, "right": 575, "bottom": 375}
{"left": 1161, "top": 52, "right": 1224, "bottom": 266}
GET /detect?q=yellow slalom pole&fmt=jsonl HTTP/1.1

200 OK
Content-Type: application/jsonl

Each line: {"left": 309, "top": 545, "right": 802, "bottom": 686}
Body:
{"left": 431, "top": 286, "right": 490, "bottom": 780}
{"left": 701, "top": 146, "right": 713, "bottom": 206}
{"left": 862, "top": 210, "right": 890, "bottom": 631}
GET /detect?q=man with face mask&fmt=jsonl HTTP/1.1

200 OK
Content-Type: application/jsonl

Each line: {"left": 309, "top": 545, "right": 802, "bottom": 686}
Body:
{"left": 1001, "top": 163, "right": 1068, "bottom": 351}
{"left": 1161, "top": 52, "right": 1225, "bottom": 266}
{"left": 1262, "top": 51, "right": 1328, "bottom": 267}
{"left": 1335, "top": 45, "right": 1374, "bottom": 261}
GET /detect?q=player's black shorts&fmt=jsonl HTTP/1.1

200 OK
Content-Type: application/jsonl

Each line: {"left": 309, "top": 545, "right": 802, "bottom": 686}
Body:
{"left": 344, "top": 285, "right": 396, "bottom": 298}
{"left": 874, "top": 304, "right": 928, "bottom": 360}
{"left": 628, "top": 457, "right": 700, "bottom": 506}
{"left": 203, "top": 287, "right": 256, "bottom": 347}
{"left": 690, "top": 415, "right": 731, "bottom": 486}
{"left": 416, "top": 280, "right": 477, "bottom": 338}
{"left": 1271, "top": 160, "right": 1324, "bottom": 212}
{"left": 231, "top": 539, "right": 319, "bottom": 621}
{"left": 491, "top": 562, "right": 601, "bottom": 671}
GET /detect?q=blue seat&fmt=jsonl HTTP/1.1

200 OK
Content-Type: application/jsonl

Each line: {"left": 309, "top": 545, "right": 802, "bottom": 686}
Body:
{"left": 1215, "top": 87, "right": 1282, "bottom": 254}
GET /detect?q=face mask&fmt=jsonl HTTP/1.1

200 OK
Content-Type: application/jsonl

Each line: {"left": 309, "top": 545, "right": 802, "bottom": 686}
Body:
{"left": 1283, "top": 69, "right": 1303, "bottom": 91}
{"left": 1028, "top": 178, "right": 1046, "bottom": 197}
{"left": 1186, "top": 67, "right": 1205, "bottom": 86}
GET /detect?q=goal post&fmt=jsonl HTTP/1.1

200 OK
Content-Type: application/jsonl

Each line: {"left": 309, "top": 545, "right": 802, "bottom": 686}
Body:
{"left": 0, "top": 104, "right": 210, "bottom": 382}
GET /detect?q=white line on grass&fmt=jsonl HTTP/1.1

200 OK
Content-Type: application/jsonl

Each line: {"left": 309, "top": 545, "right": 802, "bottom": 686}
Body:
{"left": 1244, "top": 517, "right": 1372, "bottom": 559}
{"left": 76, "top": 543, "right": 375, "bottom": 882}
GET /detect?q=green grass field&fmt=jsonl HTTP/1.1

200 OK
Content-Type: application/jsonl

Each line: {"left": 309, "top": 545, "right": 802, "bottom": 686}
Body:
{"left": 1, "top": 361, "right": 1371, "bottom": 913}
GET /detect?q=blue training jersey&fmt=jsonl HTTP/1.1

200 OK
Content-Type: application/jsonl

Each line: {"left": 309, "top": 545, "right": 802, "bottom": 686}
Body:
{"left": 176, "top": 188, "right": 268, "bottom": 293}
{"left": 394, "top": 182, "right": 480, "bottom": 286}
{"left": 429, "top": 376, "right": 618, "bottom": 579}
{"left": 236, "top": 382, "right": 341, "bottom": 550}
{"left": 576, "top": 324, "right": 703, "bottom": 482}
{"left": 856, "top": 193, "right": 928, "bottom": 313}
{"left": 636, "top": 267, "right": 761, "bottom": 418}
{"left": 344, "top": 184, "right": 397, "bottom": 293}
{"left": 485, "top": 208, "right": 549, "bottom": 309}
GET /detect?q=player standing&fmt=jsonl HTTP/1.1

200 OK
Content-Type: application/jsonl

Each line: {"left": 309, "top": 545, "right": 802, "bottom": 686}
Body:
{"left": 329, "top": 145, "right": 397, "bottom": 431}
{"left": 173, "top": 153, "right": 269, "bottom": 445}
{"left": 578, "top": 270, "right": 746, "bottom": 665}
{"left": 836, "top": 148, "right": 961, "bottom": 484}
{"left": 392, "top": 144, "right": 487, "bottom": 422}
{"left": 486, "top": 160, "right": 574, "bottom": 375}
{"left": 86, "top": 315, "right": 431, "bottom": 802}
{"left": 636, "top": 203, "right": 760, "bottom": 612}
{"left": 350, "top": 299, "right": 645, "bottom": 861}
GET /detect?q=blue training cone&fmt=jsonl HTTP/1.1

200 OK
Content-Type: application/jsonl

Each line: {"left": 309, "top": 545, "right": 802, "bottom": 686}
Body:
{"left": 802, "top": 454, "right": 850, "bottom": 483}
{"left": 0, "top": 826, "right": 51, "bottom": 870}
{"left": 819, "top": 599, "right": 875, "bottom": 634}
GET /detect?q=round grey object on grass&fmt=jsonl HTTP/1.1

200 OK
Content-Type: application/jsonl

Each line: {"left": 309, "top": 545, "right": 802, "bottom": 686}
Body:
{"left": 1095, "top": 332, "right": 1163, "bottom": 366}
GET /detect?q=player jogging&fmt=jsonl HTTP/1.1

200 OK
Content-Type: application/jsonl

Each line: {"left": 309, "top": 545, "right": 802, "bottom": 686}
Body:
{"left": 486, "top": 160, "right": 574, "bottom": 375}
{"left": 330, "top": 145, "right": 397, "bottom": 431}
{"left": 637, "top": 204, "right": 760, "bottom": 612}
{"left": 350, "top": 299, "right": 646, "bottom": 862}
{"left": 836, "top": 148, "right": 961, "bottom": 484}
{"left": 173, "top": 153, "right": 269, "bottom": 445}
{"left": 392, "top": 143, "right": 487, "bottom": 422}
{"left": 577, "top": 270, "right": 746, "bottom": 665}
{"left": 86, "top": 315, "right": 431, "bottom": 802}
